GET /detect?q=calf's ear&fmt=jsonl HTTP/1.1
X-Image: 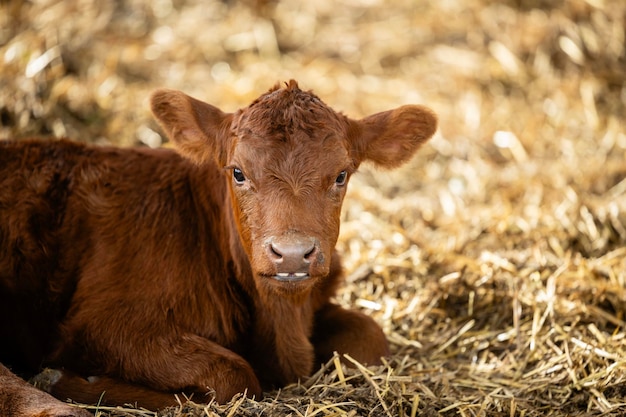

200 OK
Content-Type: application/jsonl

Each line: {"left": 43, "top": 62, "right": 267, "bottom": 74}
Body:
{"left": 350, "top": 105, "right": 437, "bottom": 168}
{"left": 150, "top": 89, "right": 232, "bottom": 165}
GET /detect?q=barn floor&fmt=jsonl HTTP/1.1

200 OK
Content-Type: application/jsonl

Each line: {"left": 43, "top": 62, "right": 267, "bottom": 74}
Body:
{"left": 1, "top": 0, "right": 625, "bottom": 416}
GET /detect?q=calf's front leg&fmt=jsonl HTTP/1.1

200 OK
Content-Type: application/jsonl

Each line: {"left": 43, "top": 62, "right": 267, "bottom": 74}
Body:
{"left": 50, "top": 333, "right": 261, "bottom": 409}
{"left": 34, "top": 369, "right": 179, "bottom": 411}
{"left": 311, "top": 303, "right": 390, "bottom": 367}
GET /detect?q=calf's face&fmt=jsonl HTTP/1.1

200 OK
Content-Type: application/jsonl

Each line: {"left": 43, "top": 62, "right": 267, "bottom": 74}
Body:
{"left": 151, "top": 80, "right": 437, "bottom": 295}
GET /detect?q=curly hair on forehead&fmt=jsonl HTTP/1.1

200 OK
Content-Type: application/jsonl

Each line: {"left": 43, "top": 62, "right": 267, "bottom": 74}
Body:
{"left": 241, "top": 80, "right": 345, "bottom": 140}
{"left": 251, "top": 80, "right": 320, "bottom": 107}
{"left": 263, "top": 79, "right": 307, "bottom": 94}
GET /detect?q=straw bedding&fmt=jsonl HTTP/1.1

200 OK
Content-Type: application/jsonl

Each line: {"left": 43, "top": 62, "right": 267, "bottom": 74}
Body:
{"left": 1, "top": 0, "right": 624, "bottom": 415}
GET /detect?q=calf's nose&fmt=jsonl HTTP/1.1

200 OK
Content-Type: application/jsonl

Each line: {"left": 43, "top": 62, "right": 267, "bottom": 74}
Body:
{"left": 266, "top": 233, "right": 320, "bottom": 280}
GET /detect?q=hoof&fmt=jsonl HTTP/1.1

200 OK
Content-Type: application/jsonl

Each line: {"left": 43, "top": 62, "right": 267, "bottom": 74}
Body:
{"left": 30, "top": 368, "right": 64, "bottom": 393}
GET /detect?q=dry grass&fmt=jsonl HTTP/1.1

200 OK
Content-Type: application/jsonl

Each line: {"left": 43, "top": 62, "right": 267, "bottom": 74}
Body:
{"left": 1, "top": 0, "right": 625, "bottom": 415}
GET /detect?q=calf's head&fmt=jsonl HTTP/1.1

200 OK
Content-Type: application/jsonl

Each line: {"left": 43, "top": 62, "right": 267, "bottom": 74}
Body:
{"left": 151, "top": 80, "right": 437, "bottom": 295}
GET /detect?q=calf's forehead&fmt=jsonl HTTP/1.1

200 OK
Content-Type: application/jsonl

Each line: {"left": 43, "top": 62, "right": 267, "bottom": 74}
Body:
{"left": 230, "top": 83, "right": 352, "bottom": 171}
{"left": 232, "top": 134, "right": 352, "bottom": 187}
{"left": 234, "top": 84, "right": 347, "bottom": 142}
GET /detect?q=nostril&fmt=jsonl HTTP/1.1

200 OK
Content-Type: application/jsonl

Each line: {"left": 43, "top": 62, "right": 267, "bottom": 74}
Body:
{"left": 268, "top": 243, "right": 283, "bottom": 261}
{"left": 303, "top": 245, "right": 316, "bottom": 261}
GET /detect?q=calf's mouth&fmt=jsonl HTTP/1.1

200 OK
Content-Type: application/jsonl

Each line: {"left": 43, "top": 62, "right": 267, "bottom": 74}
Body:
{"left": 272, "top": 272, "right": 310, "bottom": 282}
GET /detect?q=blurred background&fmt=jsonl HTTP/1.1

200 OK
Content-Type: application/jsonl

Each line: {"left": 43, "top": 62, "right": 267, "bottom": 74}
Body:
{"left": 1, "top": 0, "right": 625, "bottom": 415}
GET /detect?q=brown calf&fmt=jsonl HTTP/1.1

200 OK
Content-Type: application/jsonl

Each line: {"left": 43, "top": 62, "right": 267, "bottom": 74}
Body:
{"left": 0, "top": 80, "right": 437, "bottom": 415}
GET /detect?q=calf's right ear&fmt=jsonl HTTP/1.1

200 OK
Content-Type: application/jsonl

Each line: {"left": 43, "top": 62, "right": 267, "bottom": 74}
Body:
{"left": 350, "top": 104, "right": 437, "bottom": 169}
{"left": 150, "top": 89, "right": 233, "bottom": 166}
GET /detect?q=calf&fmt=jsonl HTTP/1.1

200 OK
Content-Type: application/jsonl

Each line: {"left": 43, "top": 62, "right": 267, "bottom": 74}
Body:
{"left": 0, "top": 80, "right": 437, "bottom": 415}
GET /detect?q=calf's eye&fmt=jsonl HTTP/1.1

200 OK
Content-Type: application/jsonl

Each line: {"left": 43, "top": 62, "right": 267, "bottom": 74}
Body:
{"left": 335, "top": 170, "right": 348, "bottom": 186}
{"left": 233, "top": 168, "right": 246, "bottom": 184}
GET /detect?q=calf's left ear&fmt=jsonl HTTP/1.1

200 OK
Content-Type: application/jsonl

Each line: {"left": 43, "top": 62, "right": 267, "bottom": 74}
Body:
{"left": 150, "top": 89, "right": 233, "bottom": 165}
{"left": 350, "top": 105, "right": 437, "bottom": 169}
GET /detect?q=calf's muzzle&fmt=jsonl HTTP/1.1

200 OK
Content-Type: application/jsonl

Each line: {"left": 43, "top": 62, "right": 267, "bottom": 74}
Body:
{"left": 265, "top": 232, "right": 321, "bottom": 281}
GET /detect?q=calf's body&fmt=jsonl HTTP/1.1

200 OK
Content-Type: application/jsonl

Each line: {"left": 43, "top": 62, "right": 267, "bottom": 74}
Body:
{"left": 0, "top": 80, "right": 437, "bottom": 415}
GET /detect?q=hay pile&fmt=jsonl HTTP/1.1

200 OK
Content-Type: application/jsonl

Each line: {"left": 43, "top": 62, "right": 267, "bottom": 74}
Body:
{"left": 1, "top": 0, "right": 625, "bottom": 415}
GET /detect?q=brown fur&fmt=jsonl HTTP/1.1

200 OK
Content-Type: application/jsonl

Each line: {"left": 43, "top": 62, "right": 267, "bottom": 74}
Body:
{"left": 0, "top": 80, "right": 437, "bottom": 415}
{"left": 0, "top": 365, "right": 91, "bottom": 417}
